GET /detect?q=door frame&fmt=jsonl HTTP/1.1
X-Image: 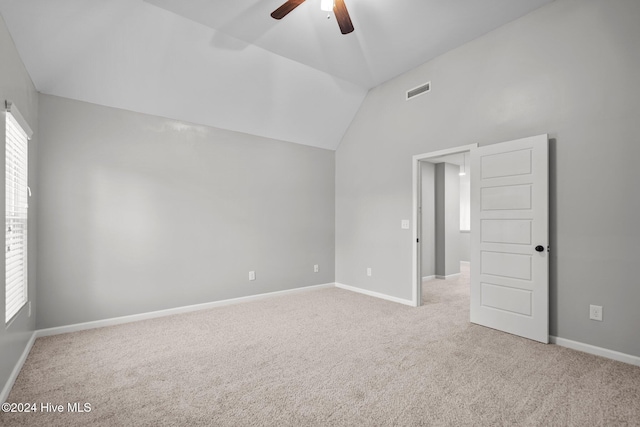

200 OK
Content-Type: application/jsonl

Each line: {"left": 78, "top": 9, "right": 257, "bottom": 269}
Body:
{"left": 411, "top": 144, "right": 478, "bottom": 307}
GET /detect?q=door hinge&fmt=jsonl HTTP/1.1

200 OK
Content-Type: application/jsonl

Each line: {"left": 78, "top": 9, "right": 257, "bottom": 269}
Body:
{"left": 417, "top": 238, "right": 420, "bottom": 243}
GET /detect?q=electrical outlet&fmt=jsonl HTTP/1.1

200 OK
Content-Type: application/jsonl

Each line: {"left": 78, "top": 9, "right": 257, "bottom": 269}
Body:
{"left": 249, "top": 271, "right": 256, "bottom": 281}
{"left": 314, "top": 264, "right": 319, "bottom": 273}
{"left": 367, "top": 268, "right": 372, "bottom": 277}
{"left": 401, "top": 220, "right": 410, "bottom": 229}
{"left": 589, "top": 304, "right": 603, "bottom": 321}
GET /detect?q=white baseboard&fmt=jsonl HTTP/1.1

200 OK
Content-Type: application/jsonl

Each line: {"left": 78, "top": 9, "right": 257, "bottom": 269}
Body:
{"left": 335, "top": 282, "right": 414, "bottom": 306}
{"left": 1, "top": 331, "right": 36, "bottom": 404}
{"left": 36, "top": 283, "right": 335, "bottom": 338}
{"left": 435, "top": 273, "right": 461, "bottom": 280}
{"left": 422, "top": 275, "right": 435, "bottom": 281}
{"left": 550, "top": 336, "right": 640, "bottom": 367}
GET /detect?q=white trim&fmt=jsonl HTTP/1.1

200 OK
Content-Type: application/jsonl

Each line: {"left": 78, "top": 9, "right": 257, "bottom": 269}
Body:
{"left": 412, "top": 144, "right": 478, "bottom": 163}
{"left": 460, "top": 261, "right": 470, "bottom": 265}
{"left": 550, "top": 336, "right": 640, "bottom": 367}
{"left": 335, "top": 282, "right": 414, "bottom": 306}
{"left": 1, "top": 331, "right": 36, "bottom": 403}
{"left": 412, "top": 144, "right": 477, "bottom": 307}
{"left": 422, "top": 275, "right": 436, "bottom": 281}
{"left": 435, "top": 273, "right": 462, "bottom": 280}
{"left": 36, "top": 283, "right": 334, "bottom": 338}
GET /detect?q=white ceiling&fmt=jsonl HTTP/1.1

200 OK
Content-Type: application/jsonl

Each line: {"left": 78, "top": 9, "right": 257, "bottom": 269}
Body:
{"left": 0, "top": 0, "right": 553, "bottom": 150}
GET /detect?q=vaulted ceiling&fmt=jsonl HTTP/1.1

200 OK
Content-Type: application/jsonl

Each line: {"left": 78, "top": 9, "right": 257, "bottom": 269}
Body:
{"left": 0, "top": 0, "right": 553, "bottom": 150}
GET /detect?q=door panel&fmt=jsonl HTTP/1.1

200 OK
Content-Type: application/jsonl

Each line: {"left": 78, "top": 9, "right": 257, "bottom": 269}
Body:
{"left": 480, "top": 149, "right": 532, "bottom": 178}
{"left": 480, "top": 283, "right": 532, "bottom": 316}
{"left": 481, "top": 185, "right": 532, "bottom": 210}
{"left": 471, "top": 134, "right": 548, "bottom": 343}
{"left": 481, "top": 251, "right": 532, "bottom": 280}
{"left": 481, "top": 219, "right": 532, "bottom": 244}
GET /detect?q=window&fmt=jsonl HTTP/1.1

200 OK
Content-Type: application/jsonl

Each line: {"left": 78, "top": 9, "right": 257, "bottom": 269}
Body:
{"left": 5, "top": 101, "right": 32, "bottom": 323}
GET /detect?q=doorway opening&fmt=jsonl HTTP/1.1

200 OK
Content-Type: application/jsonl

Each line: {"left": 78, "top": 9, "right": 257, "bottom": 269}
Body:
{"left": 411, "top": 144, "right": 477, "bottom": 307}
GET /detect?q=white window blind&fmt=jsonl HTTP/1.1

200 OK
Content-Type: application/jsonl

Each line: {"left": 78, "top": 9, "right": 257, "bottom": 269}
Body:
{"left": 5, "top": 102, "right": 31, "bottom": 324}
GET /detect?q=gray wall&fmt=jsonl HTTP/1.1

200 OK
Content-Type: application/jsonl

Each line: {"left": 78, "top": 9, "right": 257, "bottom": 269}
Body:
{"left": 423, "top": 162, "right": 467, "bottom": 276}
{"left": 420, "top": 162, "right": 435, "bottom": 278}
{"left": 459, "top": 168, "right": 470, "bottom": 262}
{"left": 444, "top": 164, "right": 461, "bottom": 276}
{"left": 459, "top": 166, "right": 470, "bottom": 231}
{"left": 435, "top": 163, "right": 460, "bottom": 277}
{"left": 459, "top": 232, "right": 470, "bottom": 263}
{"left": 0, "top": 14, "right": 39, "bottom": 392}
{"left": 36, "top": 94, "right": 335, "bottom": 329}
{"left": 435, "top": 165, "right": 445, "bottom": 278}
{"left": 336, "top": 0, "right": 640, "bottom": 357}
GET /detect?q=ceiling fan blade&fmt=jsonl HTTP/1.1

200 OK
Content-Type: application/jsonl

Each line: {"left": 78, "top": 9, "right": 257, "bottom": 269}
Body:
{"left": 271, "top": 0, "right": 306, "bottom": 20}
{"left": 333, "top": 0, "right": 354, "bottom": 34}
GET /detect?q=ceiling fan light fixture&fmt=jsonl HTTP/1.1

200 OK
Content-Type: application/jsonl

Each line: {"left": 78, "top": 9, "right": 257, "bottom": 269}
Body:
{"left": 321, "top": 0, "right": 334, "bottom": 12}
{"left": 271, "top": 0, "right": 353, "bottom": 34}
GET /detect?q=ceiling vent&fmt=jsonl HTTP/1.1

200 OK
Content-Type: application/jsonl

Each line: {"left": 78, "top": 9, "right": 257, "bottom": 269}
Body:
{"left": 406, "top": 82, "right": 431, "bottom": 100}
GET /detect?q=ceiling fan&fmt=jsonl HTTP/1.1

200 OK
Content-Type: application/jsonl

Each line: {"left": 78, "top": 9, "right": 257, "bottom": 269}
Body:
{"left": 271, "top": 0, "right": 354, "bottom": 35}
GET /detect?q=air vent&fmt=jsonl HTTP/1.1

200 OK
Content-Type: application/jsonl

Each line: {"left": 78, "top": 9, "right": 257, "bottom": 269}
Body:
{"left": 406, "top": 82, "right": 431, "bottom": 100}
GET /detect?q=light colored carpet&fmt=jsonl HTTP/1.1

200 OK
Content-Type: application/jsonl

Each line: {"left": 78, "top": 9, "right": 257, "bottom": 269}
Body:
{"left": 2, "top": 266, "right": 639, "bottom": 426}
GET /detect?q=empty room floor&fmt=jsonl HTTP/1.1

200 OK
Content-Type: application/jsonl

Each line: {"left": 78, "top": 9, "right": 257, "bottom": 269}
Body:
{"left": 2, "top": 269, "right": 639, "bottom": 426}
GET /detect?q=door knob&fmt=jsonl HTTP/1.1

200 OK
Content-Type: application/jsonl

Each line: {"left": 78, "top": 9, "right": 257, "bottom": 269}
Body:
{"left": 535, "top": 245, "right": 544, "bottom": 252}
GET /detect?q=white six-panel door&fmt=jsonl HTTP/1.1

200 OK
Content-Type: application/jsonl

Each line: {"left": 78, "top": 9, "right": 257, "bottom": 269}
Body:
{"left": 470, "top": 135, "right": 549, "bottom": 343}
